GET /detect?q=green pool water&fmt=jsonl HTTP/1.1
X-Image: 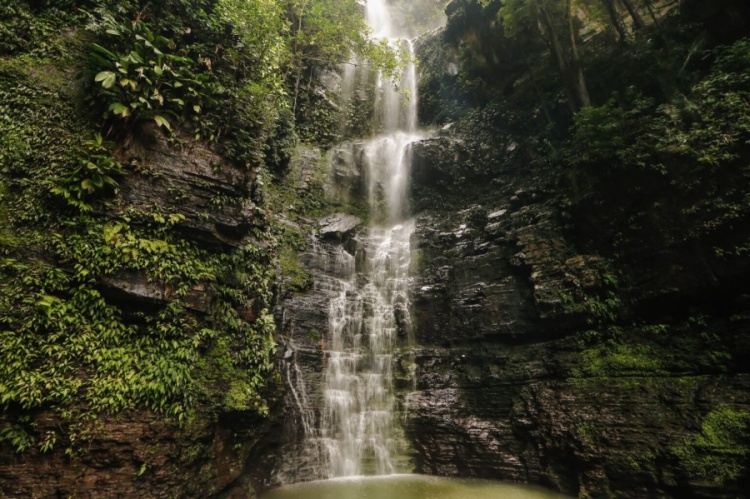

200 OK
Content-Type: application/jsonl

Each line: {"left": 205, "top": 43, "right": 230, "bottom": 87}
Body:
{"left": 260, "top": 474, "right": 571, "bottom": 499}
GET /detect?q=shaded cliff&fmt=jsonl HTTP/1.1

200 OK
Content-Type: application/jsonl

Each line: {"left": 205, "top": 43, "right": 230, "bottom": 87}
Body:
{"left": 4, "top": 0, "right": 750, "bottom": 497}
{"left": 400, "top": 0, "right": 750, "bottom": 496}
{"left": 256, "top": 1, "right": 750, "bottom": 497}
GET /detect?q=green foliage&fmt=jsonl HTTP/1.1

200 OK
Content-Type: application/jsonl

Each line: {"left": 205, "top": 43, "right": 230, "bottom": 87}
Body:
{"left": 0, "top": 64, "right": 90, "bottom": 227}
{"left": 0, "top": 0, "right": 92, "bottom": 58}
{"left": 218, "top": 0, "right": 288, "bottom": 88}
{"left": 567, "top": 38, "right": 750, "bottom": 260}
{"left": 286, "top": 0, "right": 399, "bottom": 76}
{"left": 496, "top": 0, "right": 550, "bottom": 38}
{"left": 569, "top": 97, "right": 654, "bottom": 167}
{"left": 200, "top": 0, "right": 294, "bottom": 164}
{"left": 85, "top": 9, "right": 216, "bottom": 134}
{"left": 0, "top": 418, "right": 35, "bottom": 453}
{"left": 1, "top": 214, "right": 278, "bottom": 431}
{"left": 280, "top": 247, "right": 313, "bottom": 292}
{"left": 50, "top": 133, "right": 123, "bottom": 212}
{"left": 1, "top": 24, "right": 280, "bottom": 454}
{"left": 573, "top": 342, "right": 665, "bottom": 380}
{"left": 576, "top": 420, "right": 601, "bottom": 446}
{"left": 285, "top": 0, "right": 401, "bottom": 144}
{"left": 554, "top": 257, "right": 626, "bottom": 326}
{"left": 0, "top": 182, "right": 23, "bottom": 251}
{"left": 672, "top": 408, "right": 750, "bottom": 484}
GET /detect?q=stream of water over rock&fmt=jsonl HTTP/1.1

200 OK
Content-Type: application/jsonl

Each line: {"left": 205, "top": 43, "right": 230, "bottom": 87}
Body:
{"left": 269, "top": 3, "right": 571, "bottom": 498}
{"left": 317, "top": 0, "right": 422, "bottom": 478}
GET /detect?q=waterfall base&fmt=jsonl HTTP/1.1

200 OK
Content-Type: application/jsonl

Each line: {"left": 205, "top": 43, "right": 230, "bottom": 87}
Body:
{"left": 261, "top": 475, "right": 571, "bottom": 499}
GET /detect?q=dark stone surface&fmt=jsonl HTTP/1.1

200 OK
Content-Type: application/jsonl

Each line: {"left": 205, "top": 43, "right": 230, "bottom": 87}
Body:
{"left": 114, "top": 124, "right": 260, "bottom": 248}
{"left": 400, "top": 130, "right": 750, "bottom": 498}
{"left": 0, "top": 408, "right": 268, "bottom": 498}
{"left": 318, "top": 213, "right": 363, "bottom": 241}
{"left": 100, "top": 271, "right": 214, "bottom": 313}
{"left": 268, "top": 221, "right": 364, "bottom": 486}
{"left": 328, "top": 141, "right": 366, "bottom": 202}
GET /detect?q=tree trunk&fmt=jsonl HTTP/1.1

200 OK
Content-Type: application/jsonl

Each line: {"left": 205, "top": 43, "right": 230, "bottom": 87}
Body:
{"left": 619, "top": 0, "right": 646, "bottom": 29}
{"left": 538, "top": 4, "right": 579, "bottom": 114}
{"left": 602, "top": 0, "right": 628, "bottom": 42}
{"left": 566, "top": 0, "right": 591, "bottom": 108}
{"left": 643, "top": 0, "right": 660, "bottom": 25}
{"left": 526, "top": 64, "right": 554, "bottom": 126}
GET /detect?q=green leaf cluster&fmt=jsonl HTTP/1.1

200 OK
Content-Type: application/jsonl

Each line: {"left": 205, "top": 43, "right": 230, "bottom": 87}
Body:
{"left": 567, "top": 38, "right": 750, "bottom": 258}
{"left": 50, "top": 134, "right": 123, "bottom": 212}
{"left": 1, "top": 32, "right": 279, "bottom": 454}
{"left": 1, "top": 211, "right": 279, "bottom": 447}
{"left": 0, "top": 0, "right": 93, "bottom": 58}
{"left": 86, "top": 9, "right": 216, "bottom": 134}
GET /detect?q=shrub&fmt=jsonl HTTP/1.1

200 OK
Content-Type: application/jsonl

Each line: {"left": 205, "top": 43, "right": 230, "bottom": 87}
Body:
{"left": 86, "top": 8, "right": 216, "bottom": 134}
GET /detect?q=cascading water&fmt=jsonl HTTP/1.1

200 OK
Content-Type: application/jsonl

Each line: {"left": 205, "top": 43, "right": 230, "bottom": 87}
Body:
{"left": 317, "top": 0, "right": 424, "bottom": 479}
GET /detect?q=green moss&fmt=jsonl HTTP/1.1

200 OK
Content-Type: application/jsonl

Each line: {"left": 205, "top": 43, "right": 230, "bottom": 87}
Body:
{"left": 576, "top": 421, "right": 600, "bottom": 446}
{"left": 305, "top": 328, "right": 322, "bottom": 342}
{"left": 672, "top": 408, "right": 750, "bottom": 484}
{"left": 571, "top": 342, "right": 666, "bottom": 386}
{"left": 626, "top": 450, "right": 656, "bottom": 471}
{"left": 280, "top": 247, "right": 313, "bottom": 293}
{"left": 194, "top": 309, "right": 278, "bottom": 418}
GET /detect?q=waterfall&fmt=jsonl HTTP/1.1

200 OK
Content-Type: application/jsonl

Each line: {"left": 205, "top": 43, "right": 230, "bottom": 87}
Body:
{"left": 317, "top": 0, "right": 423, "bottom": 478}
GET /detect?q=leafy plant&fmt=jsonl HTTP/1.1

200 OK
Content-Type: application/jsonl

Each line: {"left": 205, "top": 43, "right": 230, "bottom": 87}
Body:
{"left": 0, "top": 421, "right": 35, "bottom": 453}
{"left": 86, "top": 8, "right": 215, "bottom": 134}
{"left": 50, "top": 133, "right": 122, "bottom": 212}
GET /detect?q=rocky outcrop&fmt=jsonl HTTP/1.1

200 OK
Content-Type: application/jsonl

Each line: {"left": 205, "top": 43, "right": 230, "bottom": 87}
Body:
{"left": 1, "top": 408, "right": 270, "bottom": 498}
{"left": 401, "top": 132, "right": 750, "bottom": 498}
{"left": 114, "top": 125, "right": 261, "bottom": 248}
{"left": 0, "top": 124, "right": 275, "bottom": 498}
{"left": 264, "top": 204, "right": 374, "bottom": 486}
{"left": 318, "top": 213, "right": 363, "bottom": 241}
{"left": 328, "top": 141, "right": 367, "bottom": 202}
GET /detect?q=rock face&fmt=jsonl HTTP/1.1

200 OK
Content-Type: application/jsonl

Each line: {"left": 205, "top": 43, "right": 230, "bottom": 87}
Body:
{"left": 269, "top": 217, "right": 366, "bottom": 486}
{"left": 0, "top": 125, "right": 275, "bottom": 498}
{"left": 265, "top": 90, "right": 750, "bottom": 498}
{"left": 318, "top": 213, "right": 363, "bottom": 240}
{"left": 115, "top": 125, "right": 261, "bottom": 247}
{"left": 400, "top": 136, "right": 750, "bottom": 498}
{"left": 1, "top": 409, "right": 270, "bottom": 498}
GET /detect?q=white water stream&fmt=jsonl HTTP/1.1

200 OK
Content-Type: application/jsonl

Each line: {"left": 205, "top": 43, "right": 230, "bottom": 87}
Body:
{"left": 318, "top": 0, "right": 423, "bottom": 478}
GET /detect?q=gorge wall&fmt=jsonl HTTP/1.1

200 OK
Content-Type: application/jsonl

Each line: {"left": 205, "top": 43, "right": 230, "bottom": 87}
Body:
{"left": 399, "top": 0, "right": 750, "bottom": 496}
{"left": 0, "top": 2, "right": 285, "bottom": 497}
{"left": 270, "top": 0, "right": 750, "bottom": 497}
{"left": 404, "top": 137, "right": 750, "bottom": 497}
{"left": 3, "top": 0, "right": 750, "bottom": 497}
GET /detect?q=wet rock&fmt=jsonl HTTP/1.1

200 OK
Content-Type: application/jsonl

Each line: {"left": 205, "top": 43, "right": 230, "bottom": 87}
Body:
{"left": 409, "top": 137, "right": 462, "bottom": 188}
{"left": 0, "top": 406, "right": 273, "bottom": 498}
{"left": 292, "top": 146, "right": 321, "bottom": 191}
{"left": 100, "top": 271, "right": 213, "bottom": 313}
{"left": 399, "top": 113, "right": 750, "bottom": 499}
{"left": 115, "top": 124, "right": 258, "bottom": 248}
{"left": 318, "top": 213, "right": 363, "bottom": 241}
{"left": 329, "top": 141, "right": 366, "bottom": 199}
